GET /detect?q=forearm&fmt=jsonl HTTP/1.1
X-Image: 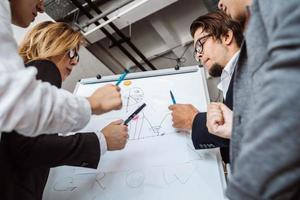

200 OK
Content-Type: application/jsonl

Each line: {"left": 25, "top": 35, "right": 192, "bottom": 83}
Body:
{"left": 6, "top": 132, "right": 100, "bottom": 169}
{"left": 0, "top": 70, "right": 91, "bottom": 136}
{"left": 0, "top": 4, "right": 91, "bottom": 136}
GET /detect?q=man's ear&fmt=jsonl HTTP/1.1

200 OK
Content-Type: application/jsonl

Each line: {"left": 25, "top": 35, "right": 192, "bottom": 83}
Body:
{"left": 222, "top": 30, "right": 234, "bottom": 46}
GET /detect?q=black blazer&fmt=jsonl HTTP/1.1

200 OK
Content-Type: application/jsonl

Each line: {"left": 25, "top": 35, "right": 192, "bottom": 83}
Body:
{"left": 0, "top": 60, "right": 100, "bottom": 200}
{"left": 191, "top": 74, "right": 234, "bottom": 163}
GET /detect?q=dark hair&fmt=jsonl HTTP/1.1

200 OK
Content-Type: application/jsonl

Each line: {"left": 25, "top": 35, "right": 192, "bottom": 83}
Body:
{"left": 190, "top": 11, "right": 243, "bottom": 47}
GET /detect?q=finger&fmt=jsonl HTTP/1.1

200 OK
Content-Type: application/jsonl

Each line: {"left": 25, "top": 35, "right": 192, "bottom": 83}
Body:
{"left": 207, "top": 110, "right": 223, "bottom": 118}
{"left": 208, "top": 103, "right": 221, "bottom": 109}
{"left": 209, "top": 110, "right": 223, "bottom": 116}
{"left": 208, "top": 117, "right": 223, "bottom": 129}
{"left": 116, "top": 92, "right": 121, "bottom": 98}
{"left": 208, "top": 113, "right": 224, "bottom": 125}
{"left": 210, "top": 102, "right": 223, "bottom": 106}
{"left": 207, "top": 105, "right": 219, "bottom": 112}
{"left": 116, "top": 101, "right": 123, "bottom": 110}
{"left": 171, "top": 112, "right": 177, "bottom": 119}
{"left": 115, "top": 85, "right": 121, "bottom": 92}
{"left": 168, "top": 105, "right": 175, "bottom": 110}
{"left": 211, "top": 116, "right": 224, "bottom": 125}
{"left": 111, "top": 119, "right": 124, "bottom": 125}
{"left": 172, "top": 122, "right": 178, "bottom": 128}
{"left": 208, "top": 108, "right": 222, "bottom": 115}
{"left": 207, "top": 122, "right": 219, "bottom": 134}
{"left": 120, "top": 143, "right": 126, "bottom": 149}
{"left": 209, "top": 102, "right": 221, "bottom": 106}
{"left": 219, "top": 103, "right": 232, "bottom": 113}
{"left": 169, "top": 104, "right": 180, "bottom": 112}
{"left": 123, "top": 125, "right": 128, "bottom": 132}
{"left": 215, "top": 126, "right": 231, "bottom": 139}
{"left": 121, "top": 132, "right": 129, "bottom": 139}
{"left": 105, "top": 83, "right": 114, "bottom": 88}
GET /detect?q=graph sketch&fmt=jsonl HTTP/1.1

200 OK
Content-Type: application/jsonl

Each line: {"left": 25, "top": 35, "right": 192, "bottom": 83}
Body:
{"left": 123, "top": 87, "right": 144, "bottom": 112}
{"left": 120, "top": 87, "right": 174, "bottom": 140}
{"left": 127, "top": 111, "right": 172, "bottom": 140}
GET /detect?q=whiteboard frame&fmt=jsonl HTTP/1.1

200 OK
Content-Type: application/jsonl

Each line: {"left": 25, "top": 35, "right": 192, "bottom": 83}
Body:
{"left": 74, "top": 66, "right": 210, "bottom": 105}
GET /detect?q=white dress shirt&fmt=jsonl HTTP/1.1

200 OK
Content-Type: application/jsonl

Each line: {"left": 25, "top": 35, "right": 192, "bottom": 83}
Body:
{"left": 0, "top": 0, "right": 92, "bottom": 139}
{"left": 217, "top": 51, "right": 240, "bottom": 100}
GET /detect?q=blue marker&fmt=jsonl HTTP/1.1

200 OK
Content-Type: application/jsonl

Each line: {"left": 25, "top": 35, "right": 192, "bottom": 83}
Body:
{"left": 169, "top": 90, "right": 177, "bottom": 104}
{"left": 115, "top": 69, "right": 129, "bottom": 86}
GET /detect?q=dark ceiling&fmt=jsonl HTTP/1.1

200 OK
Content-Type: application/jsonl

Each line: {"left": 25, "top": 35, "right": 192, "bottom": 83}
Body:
{"left": 44, "top": 0, "right": 111, "bottom": 22}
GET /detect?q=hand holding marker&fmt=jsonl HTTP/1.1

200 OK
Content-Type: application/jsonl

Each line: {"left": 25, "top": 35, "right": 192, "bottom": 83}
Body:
{"left": 115, "top": 69, "right": 129, "bottom": 86}
{"left": 114, "top": 69, "right": 146, "bottom": 126}
{"left": 124, "top": 103, "right": 146, "bottom": 126}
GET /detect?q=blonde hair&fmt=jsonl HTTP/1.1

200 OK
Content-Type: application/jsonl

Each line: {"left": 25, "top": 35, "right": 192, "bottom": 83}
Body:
{"left": 19, "top": 21, "right": 84, "bottom": 63}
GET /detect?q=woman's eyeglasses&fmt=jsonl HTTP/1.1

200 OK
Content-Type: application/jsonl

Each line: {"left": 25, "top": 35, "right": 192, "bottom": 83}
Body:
{"left": 68, "top": 49, "right": 79, "bottom": 63}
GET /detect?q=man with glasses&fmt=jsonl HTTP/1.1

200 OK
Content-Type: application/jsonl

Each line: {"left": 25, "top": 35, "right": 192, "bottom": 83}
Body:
{"left": 169, "top": 11, "right": 243, "bottom": 163}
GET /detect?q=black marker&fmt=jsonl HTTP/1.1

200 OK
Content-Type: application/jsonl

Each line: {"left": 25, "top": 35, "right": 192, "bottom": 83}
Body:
{"left": 124, "top": 103, "right": 146, "bottom": 126}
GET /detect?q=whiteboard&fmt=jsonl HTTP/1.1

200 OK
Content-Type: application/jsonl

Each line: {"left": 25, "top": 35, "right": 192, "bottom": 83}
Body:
{"left": 43, "top": 66, "right": 227, "bottom": 200}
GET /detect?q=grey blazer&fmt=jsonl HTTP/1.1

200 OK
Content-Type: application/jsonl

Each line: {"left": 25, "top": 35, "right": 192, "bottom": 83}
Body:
{"left": 226, "top": 0, "right": 300, "bottom": 199}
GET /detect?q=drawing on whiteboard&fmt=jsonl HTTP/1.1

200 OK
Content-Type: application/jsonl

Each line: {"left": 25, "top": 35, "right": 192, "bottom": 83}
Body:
{"left": 123, "top": 87, "right": 144, "bottom": 112}
{"left": 127, "top": 112, "right": 172, "bottom": 140}
{"left": 125, "top": 170, "right": 145, "bottom": 188}
{"left": 95, "top": 172, "right": 106, "bottom": 190}
{"left": 162, "top": 164, "right": 196, "bottom": 185}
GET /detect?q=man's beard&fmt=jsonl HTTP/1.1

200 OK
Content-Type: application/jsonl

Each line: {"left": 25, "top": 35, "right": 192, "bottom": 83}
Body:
{"left": 208, "top": 63, "right": 223, "bottom": 77}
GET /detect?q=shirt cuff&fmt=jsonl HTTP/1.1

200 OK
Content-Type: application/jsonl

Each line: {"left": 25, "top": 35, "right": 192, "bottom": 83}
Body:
{"left": 95, "top": 130, "right": 107, "bottom": 156}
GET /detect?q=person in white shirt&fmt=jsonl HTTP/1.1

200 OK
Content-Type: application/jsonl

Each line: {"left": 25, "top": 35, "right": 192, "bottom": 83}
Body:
{"left": 168, "top": 11, "right": 243, "bottom": 163}
{"left": 0, "top": 0, "right": 122, "bottom": 139}
{"left": 0, "top": 21, "right": 128, "bottom": 200}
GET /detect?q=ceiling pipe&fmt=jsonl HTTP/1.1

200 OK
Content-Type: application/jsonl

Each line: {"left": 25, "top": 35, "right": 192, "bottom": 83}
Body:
{"left": 70, "top": 0, "right": 147, "bottom": 71}
{"left": 84, "top": 0, "right": 157, "bottom": 70}
{"left": 80, "top": 0, "right": 135, "bottom": 29}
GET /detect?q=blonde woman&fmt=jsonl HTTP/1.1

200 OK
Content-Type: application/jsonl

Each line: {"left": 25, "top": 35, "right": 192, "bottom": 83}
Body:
{"left": 1, "top": 21, "right": 128, "bottom": 200}
{"left": 19, "top": 21, "right": 82, "bottom": 81}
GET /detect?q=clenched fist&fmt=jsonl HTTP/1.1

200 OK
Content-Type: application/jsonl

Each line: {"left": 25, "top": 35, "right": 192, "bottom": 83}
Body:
{"left": 87, "top": 84, "right": 122, "bottom": 115}
{"left": 101, "top": 119, "right": 129, "bottom": 150}
{"left": 206, "top": 102, "right": 232, "bottom": 139}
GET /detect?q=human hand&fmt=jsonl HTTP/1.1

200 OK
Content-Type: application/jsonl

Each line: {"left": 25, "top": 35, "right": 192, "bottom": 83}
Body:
{"left": 168, "top": 104, "right": 199, "bottom": 130}
{"left": 101, "top": 119, "right": 129, "bottom": 151}
{"left": 87, "top": 84, "right": 122, "bottom": 115}
{"left": 206, "top": 102, "right": 232, "bottom": 139}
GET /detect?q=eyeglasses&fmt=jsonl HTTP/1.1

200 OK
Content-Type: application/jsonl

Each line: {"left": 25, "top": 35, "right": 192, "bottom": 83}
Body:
{"left": 193, "top": 34, "right": 212, "bottom": 62}
{"left": 68, "top": 49, "right": 79, "bottom": 63}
